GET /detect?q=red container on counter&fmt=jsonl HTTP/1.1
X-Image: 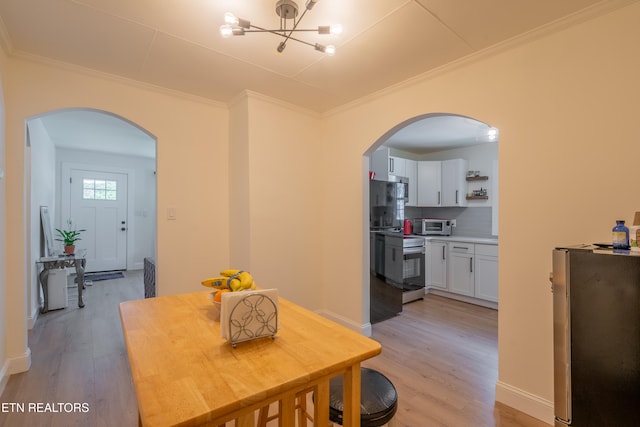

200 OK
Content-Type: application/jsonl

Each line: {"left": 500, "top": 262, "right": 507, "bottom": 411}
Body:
{"left": 404, "top": 219, "right": 412, "bottom": 235}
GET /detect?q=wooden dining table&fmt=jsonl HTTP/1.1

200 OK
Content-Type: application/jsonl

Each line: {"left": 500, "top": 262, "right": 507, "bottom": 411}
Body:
{"left": 119, "top": 290, "right": 382, "bottom": 427}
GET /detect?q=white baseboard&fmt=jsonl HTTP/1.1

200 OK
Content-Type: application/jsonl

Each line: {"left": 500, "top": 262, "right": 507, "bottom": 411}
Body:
{"left": 0, "top": 360, "right": 9, "bottom": 397}
{"left": 28, "top": 304, "right": 39, "bottom": 330}
{"left": 427, "top": 288, "right": 498, "bottom": 310}
{"left": 7, "top": 347, "right": 32, "bottom": 376}
{"left": 315, "top": 309, "right": 372, "bottom": 337}
{"left": 495, "top": 380, "right": 554, "bottom": 425}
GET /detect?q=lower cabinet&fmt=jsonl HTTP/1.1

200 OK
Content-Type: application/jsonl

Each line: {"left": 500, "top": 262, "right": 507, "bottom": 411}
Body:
{"left": 448, "top": 243, "right": 475, "bottom": 296}
{"left": 474, "top": 244, "right": 498, "bottom": 302}
{"left": 427, "top": 240, "right": 447, "bottom": 290}
{"left": 427, "top": 240, "right": 498, "bottom": 307}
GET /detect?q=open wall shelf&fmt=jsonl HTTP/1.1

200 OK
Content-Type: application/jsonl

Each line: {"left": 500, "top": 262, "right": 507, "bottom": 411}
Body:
{"left": 466, "top": 176, "right": 489, "bottom": 181}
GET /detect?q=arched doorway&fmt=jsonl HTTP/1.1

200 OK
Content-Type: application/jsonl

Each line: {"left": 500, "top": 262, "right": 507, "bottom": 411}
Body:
{"left": 26, "top": 108, "right": 157, "bottom": 328}
{"left": 364, "top": 112, "right": 499, "bottom": 326}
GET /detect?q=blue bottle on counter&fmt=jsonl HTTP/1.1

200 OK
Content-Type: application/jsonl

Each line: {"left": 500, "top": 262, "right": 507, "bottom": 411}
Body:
{"left": 612, "top": 220, "right": 630, "bottom": 249}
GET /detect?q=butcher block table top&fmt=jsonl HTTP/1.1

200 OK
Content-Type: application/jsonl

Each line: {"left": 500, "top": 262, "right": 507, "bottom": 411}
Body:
{"left": 119, "top": 290, "right": 382, "bottom": 427}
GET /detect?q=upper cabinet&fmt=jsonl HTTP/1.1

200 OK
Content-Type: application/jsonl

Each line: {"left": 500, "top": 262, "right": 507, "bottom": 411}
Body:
{"left": 441, "top": 159, "right": 468, "bottom": 207}
{"left": 371, "top": 148, "right": 411, "bottom": 179}
{"left": 417, "top": 161, "right": 441, "bottom": 206}
{"left": 405, "top": 159, "right": 417, "bottom": 206}
{"left": 371, "top": 149, "right": 477, "bottom": 208}
{"left": 370, "top": 147, "right": 418, "bottom": 206}
{"left": 417, "top": 159, "right": 467, "bottom": 207}
{"left": 388, "top": 156, "right": 406, "bottom": 177}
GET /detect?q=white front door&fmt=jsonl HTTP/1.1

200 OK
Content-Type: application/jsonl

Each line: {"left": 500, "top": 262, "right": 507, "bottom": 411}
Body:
{"left": 67, "top": 168, "right": 128, "bottom": 272}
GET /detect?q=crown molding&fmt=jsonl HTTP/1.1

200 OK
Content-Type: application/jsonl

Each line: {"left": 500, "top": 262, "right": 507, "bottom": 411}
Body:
{"left": 230, "top": 89, "right": 322, "bottom": 119}
{"left": 324, "top": 0, "right": 637, "bottom": 117}
{"left": 10, "top": 50, "right": 228, "bottom": 109}
{"left": 0, "top": 14, "right": 14, "bottom": 56}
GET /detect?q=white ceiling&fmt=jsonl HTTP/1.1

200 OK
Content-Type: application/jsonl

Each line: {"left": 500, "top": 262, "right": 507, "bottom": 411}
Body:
{"left": 36, "top": 110, "right": 156, "bottom": 158}
{"left": 0, "top": 0, "right": 631, "bottom": 155}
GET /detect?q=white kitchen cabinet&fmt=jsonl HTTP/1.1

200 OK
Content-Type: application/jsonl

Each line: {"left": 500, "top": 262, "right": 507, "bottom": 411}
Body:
{"left": 370, "top": 147, "right": 391, "bottom": 181}
{"left": 389, "top": 156, "right": 406, "bottom": 177}
{"left": 370, "top": 147, "right": 409, "bottom": 181}
{"left": 417, "top": 161, "right": 442, "bottom": 206}
{"left": 441, "top": 159, "right": 468, "bottom": 207}
{"left": 427, "top": 240, "right": 447, "bottom": 290}
{"left": 405, "top": 159, "right": 417, "bottom": 206}
{"left": 475, "top": 244, "right": 498, "bottom": 302}
{"left": 448, "top": 242, "right": 474, "bottom": 296}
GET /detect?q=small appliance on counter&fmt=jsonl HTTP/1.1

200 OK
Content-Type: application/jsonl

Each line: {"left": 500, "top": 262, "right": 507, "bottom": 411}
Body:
{"left": 412, "top": 218, "right": 452, "bottom": 236}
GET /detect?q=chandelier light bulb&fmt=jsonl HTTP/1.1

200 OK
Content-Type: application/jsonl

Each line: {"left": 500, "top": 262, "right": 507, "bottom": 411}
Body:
{"left": 330, "top": 24, "right": 342, "bottom": 35}
{"left": 220, "top": 24, "right": 234, "bottom": 38}
{"left": 224, "top": 12, "right": 239, "bottom": 26}
{"left": 325, "top": 44, "right": 336, "bottom": 56}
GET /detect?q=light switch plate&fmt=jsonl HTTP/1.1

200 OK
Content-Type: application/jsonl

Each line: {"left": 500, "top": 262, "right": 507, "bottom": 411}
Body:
{"left": 167, "top": 207, "right": 176, "bottom": 220}
{"left": 0, "top": 167, "right": 4, "bottom": 179}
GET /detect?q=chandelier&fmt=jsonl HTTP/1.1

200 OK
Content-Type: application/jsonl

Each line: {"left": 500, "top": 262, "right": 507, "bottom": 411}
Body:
{"left": 219, "top": 0, "right": 342, "bottom": 56}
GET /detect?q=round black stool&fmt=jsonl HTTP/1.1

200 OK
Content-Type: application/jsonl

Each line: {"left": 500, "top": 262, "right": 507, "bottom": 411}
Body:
{"left": 328, "top": 367, "right": 398, "bottom": 426}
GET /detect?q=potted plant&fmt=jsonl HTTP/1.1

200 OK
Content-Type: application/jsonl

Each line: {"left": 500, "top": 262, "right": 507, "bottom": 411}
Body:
{"left": 55, "top": 219, "right": 85, "bottom": 255}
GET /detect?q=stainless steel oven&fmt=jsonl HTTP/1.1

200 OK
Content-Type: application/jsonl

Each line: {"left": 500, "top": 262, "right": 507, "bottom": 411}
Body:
{"left": 385, "top": 235, "right": 426, "bottom": 304}
{"left": 402, "top": 237, "right": 426, "bottom": 303}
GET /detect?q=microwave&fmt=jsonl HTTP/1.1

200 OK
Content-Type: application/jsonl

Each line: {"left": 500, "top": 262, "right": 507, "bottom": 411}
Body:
{"left": 412, "top": 218, "right": 452, "bottom": 236}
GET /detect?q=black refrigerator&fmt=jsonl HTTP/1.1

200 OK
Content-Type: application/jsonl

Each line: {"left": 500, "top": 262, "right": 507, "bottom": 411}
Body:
{"left": 552, "top": 246, "right": 640, "bottom": 427}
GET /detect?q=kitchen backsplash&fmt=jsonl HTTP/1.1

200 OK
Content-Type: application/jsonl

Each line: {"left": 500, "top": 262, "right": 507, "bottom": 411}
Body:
{"left": 405, "top": 207, "right": 495, "bottom": 238}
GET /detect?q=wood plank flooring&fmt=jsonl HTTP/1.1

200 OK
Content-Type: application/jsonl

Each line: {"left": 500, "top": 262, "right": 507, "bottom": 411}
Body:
{"left": 363, "top": 296, "right": 550, "bottom": 427}
{"left": 0, "top": 271, "right": 142, "bottom": 427}
{"left": 0, "top": 274, "right": 550, "bottom": 427}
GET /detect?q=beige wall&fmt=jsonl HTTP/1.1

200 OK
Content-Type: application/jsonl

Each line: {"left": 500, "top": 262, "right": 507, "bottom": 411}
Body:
{"left": 3, "top": 57, "right": 231, "bottom": 372}
{"left": 2, "top": 2, "right": 640, "bottom": 423}
{"left": 233, "top": 93, "right": 324, "bottom": 309}
{"left": 322, "top": 2, "right": 640, "bottom": 421}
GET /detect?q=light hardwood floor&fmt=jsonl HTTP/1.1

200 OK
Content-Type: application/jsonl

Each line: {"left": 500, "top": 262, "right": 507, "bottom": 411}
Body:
{"left": 0, "top": 274, "right": 550, "bottom": 427}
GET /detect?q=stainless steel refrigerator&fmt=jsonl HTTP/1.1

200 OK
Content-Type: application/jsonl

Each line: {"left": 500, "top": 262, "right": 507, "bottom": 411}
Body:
{"left": 369, "top": 178, "right": 406, "bottom": 230}
{"left": 552, "top": 245, "right": 640, "bottom": 427}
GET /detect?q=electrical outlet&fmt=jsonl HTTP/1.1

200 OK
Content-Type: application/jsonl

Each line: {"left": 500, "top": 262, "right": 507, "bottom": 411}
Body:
{"left": 451, "top": 219, "right": 457, "bottom": 227}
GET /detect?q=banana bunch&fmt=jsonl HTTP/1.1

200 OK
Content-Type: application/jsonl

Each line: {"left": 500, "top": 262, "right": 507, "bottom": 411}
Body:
{"left": 201, "top": 269, "right": 257, "bottom": 292}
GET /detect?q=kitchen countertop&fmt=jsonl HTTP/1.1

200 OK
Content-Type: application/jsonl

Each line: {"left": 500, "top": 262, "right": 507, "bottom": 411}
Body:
{"left": 370, "top": 230, "right": 498, "bottom": 245}
{"left": 422, "top": 236, "right": 498, "bottom": 245}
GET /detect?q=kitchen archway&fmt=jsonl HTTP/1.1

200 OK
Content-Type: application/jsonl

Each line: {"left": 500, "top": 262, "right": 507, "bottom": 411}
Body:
{"left": 364, "top": 112, "right": 499, "bottom": 326}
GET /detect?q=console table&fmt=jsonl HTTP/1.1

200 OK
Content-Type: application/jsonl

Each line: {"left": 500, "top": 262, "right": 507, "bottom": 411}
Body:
{"left": 37, "top": 255, "right": 86, "bottom": 312}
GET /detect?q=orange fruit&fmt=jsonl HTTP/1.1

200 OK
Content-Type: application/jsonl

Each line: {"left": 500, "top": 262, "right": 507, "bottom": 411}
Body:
{"left": 214, "top": 289, "right": 230, "bottom": 303}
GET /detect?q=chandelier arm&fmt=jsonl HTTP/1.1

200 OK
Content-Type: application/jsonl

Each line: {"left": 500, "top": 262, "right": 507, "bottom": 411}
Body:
{"left": 243, "top": 28, "right": 316, "bottom": 48}
{"left": 279, "top": 7, "right": 310, "bottom": 51}
{"left": 242, "top": 28, "right": 320, "bottom": 33}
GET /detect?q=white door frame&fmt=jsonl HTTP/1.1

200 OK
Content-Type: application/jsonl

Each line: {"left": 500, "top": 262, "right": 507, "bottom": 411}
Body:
{"left": 61, "top": 162, "right": 136, "bottom": 271}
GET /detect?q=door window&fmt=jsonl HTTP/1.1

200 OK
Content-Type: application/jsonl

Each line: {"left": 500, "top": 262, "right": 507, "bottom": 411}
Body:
{"left": 83, "top": 179, "right": 117, "bottom": 201}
